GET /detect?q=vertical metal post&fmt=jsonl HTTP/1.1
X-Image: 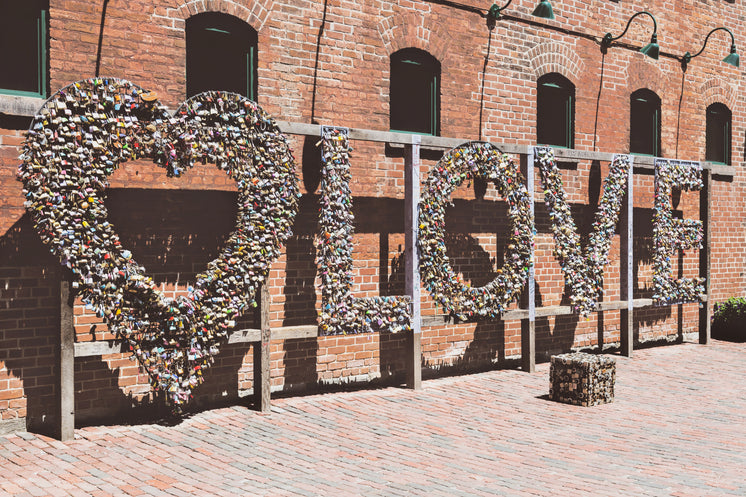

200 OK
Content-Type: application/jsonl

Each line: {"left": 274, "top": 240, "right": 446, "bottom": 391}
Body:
{"left": 521, "top": 149, "right": 536, "bottom": 373}
{"left": 699, "top": 168, "right": 712, "bottom": 344}
{"left": 619, "top": 155, "right": 634, "bottom": 357}
{"left": 254, "top": 285, "right": 271, "bottom": 412}
{"left": 59, "top": 279, "right": 75, "bottom": 441}
{"left": 405, "top": 134, "right": 422, "bottom": 389}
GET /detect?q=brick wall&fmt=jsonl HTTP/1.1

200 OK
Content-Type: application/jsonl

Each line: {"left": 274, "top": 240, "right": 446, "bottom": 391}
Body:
{"left": 1, "top": 0, "right": 744, "bottom": 430}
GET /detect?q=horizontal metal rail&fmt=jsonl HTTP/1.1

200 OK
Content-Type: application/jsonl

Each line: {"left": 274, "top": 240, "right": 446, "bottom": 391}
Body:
{"left": 74, "top": 295, "right": 709, "bottom": 358}
{"left": 275, "top": 121, "right": 734, "bottom": 176}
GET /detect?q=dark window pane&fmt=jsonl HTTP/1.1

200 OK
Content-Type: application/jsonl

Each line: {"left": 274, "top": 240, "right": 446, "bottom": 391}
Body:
{"left": 186, "top": 13, "right": 257, "bottom": 100}
{"left": 390, "top": 48, "right": 440, "bottom": 135}
{"left": 630, "top": 89, "right": 660, "bottom": 156}
{"left": 706, "top": 103, "right": 731, "bottom": 164}
{"left": 537, "top": 73, "right": 574, "bottom": 148}
{"left": 0, "top": 1, "right": 47, "bottom": 95}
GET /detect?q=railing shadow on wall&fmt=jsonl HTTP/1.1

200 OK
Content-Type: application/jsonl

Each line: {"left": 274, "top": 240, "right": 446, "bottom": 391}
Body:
{"left": 1, "top": 121, "right": 731, "bottom": 439}
{"left": 0, "top": 215, "right": 61, "bottom": 436}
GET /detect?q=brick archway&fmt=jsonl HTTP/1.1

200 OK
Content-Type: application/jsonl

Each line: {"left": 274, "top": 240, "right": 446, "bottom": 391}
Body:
{"left": 527, "top": 40, "right": 585, "bottom": 84}
{"left": 377, "top": 10, "right": 453, "bottom": 62}
{"left": 625, "top": 57, "right": 665, "bottom": 97}
{"left": 159, "top": 0, "right": 273, "bottom": 31}
{"left": 701, "top": 78, "right": 737, "bottom": 111}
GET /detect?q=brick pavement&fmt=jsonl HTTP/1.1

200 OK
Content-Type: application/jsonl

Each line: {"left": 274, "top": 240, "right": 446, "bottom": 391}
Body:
{"left": 1, "top": 340, "right": 744, "bottom": 496}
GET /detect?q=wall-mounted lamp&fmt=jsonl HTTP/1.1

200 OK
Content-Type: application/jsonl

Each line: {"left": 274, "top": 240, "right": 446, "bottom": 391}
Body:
{"left": 681, "top": 27, "right": 739, "bottom": 70}
{"left": 531, "top": 1, "right": 555, "bottom": 20}
{"left": 486, "top": 0, "right": 555, "bottom": 30}
{"left": 600, "top": 11, "right": 659, "bottom": 60}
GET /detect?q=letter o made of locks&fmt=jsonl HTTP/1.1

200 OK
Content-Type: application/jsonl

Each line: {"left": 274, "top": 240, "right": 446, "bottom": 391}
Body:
{"left": 418, "top": 142, "right": 534, "bottom": 320}
{"left": 18, "top": 78, "right": 299, "bottom": 404}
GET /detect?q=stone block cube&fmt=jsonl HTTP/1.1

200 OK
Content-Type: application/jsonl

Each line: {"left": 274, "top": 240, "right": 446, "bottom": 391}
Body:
{"left": 549, "top": 352, "right": 616, "bottom": 406}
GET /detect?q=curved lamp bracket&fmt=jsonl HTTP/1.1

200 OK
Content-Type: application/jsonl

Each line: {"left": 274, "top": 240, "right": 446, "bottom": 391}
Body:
{"left": 601, "top": 11, "right": 658, "bottom": 56}
{"left": 682, "top": 27, "right": 739, "bottom": 70}
{"left": 486, "top": 0, "right": 554, "bottom": 30}
{"left": 486, "top": 1, "right": 513, "bottom": 30}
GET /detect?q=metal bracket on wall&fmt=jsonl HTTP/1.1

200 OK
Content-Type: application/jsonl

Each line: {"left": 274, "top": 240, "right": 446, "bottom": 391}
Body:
{"left": 320, "top": 125, "right": 349, "bottom": 138}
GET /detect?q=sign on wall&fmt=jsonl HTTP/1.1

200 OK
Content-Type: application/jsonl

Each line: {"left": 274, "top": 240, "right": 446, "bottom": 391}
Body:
{"left": 18, "top": 79, "right": 707, "bottom": 403}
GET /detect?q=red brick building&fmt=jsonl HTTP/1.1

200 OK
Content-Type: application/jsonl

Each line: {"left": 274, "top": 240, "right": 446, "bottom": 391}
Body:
{"left": 0, "top": 0, "right": 743, "bottom": 436}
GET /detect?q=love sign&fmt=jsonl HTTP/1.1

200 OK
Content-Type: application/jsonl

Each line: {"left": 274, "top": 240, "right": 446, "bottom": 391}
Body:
{"left": 18, "top": 78, "right": 300, "bottom": 404}
{"left": 19, "top": 78, "right": 706, "bottom": 406}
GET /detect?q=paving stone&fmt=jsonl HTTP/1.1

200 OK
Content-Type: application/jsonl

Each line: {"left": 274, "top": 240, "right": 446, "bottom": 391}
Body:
{"left": 0, "top": 342, "right": 745, "bottom": 495}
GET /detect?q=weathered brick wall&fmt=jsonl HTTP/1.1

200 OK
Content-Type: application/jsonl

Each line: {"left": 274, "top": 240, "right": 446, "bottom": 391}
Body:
{"left": 0, "top": 217, "right": 60, "bottom": 433}
{"left": 1, "top": 0, "right": 744, "bottom": 430}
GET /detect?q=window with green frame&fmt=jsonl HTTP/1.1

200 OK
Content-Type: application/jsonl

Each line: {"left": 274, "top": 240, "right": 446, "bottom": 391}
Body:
{"left": 629, "top": 89, "right": 661, "bottom": 156}
{"left": 537, "top": 73, "right": 574, "bottom": 148}
{"left": 0, "top": 1, "right": 48, "bottom": 98}
{"left": 390, "top": 48, "right": 440, "bottom": 136}
{"left": 706, "top": 103, "right": 731, "bottom": 165}
{"left": 186, "top": 12, "right": 258, "bottom": 100}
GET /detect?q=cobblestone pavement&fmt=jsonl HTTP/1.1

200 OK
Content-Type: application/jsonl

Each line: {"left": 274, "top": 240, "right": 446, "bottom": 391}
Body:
{"left": 1, "top": 340, "right": 745, "bottom": 496}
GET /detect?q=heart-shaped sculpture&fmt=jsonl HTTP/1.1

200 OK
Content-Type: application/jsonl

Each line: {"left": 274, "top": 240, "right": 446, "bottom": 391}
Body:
{"left": 18, "top": 78, "right": 300, "bottom": 405}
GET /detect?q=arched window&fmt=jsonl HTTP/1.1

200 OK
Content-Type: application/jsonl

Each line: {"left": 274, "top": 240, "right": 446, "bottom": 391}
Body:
{"left": 706, "top": 103, "right": 731, "bottom": 165}
{"left": 629, "top": 89, "right": 661, "bottom": 156}
{"left": 0, "top": 0, "right": 48, "bottom": 97}
{"left": 537, "top": 73, "right": 575, "bottom": 148}
{"left": 186, "top": 13, "right": 258, "bottom": 100}
{"left": 390, "top": 48, "right": 440, "bottom": 136}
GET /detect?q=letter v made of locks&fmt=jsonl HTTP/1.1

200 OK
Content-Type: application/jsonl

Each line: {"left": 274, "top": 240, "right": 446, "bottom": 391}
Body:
{"left": 535, "top": 147, "right": 633, "bottom": 317}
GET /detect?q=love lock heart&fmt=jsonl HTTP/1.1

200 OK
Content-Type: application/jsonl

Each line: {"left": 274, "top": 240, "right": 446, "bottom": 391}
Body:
{"left": 18, "top": 78, "right": 300, "bottom": 405}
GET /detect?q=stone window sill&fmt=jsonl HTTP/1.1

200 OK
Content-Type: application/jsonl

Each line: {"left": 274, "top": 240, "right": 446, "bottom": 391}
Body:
{"left": 0, "top": 93, "right": 45, "bottom": 117}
